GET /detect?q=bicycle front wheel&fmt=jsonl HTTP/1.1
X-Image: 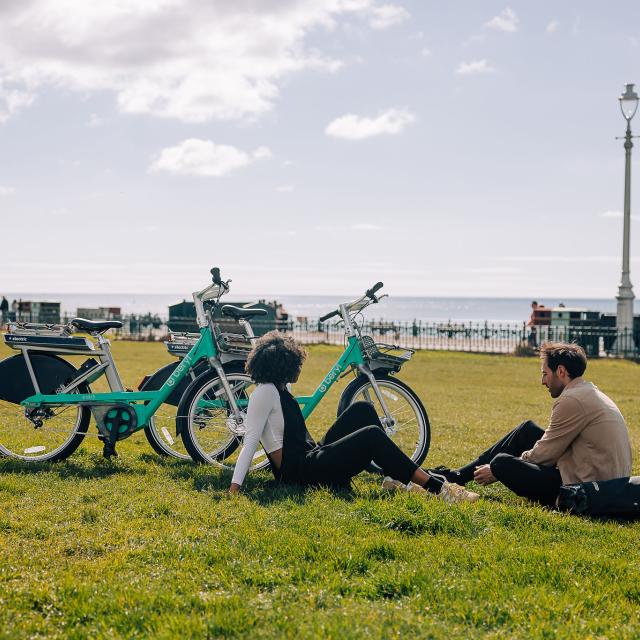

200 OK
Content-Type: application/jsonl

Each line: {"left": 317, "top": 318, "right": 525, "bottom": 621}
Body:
{"left": 337, "top": 374, "right": 430, "bottom": 469}
{"left": 0, "top": 388, "right": 91, "bottom": 463}
{"left": 178, "top": 371, "right": 270, "bottom": 471}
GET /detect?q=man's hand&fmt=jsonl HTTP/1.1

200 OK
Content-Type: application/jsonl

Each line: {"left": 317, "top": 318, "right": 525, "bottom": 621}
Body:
{"left": 473, "top": 464, "right": 497, "bottom": 486}
{"left": 229, "top": 483, "right": 241, "bottom": 495}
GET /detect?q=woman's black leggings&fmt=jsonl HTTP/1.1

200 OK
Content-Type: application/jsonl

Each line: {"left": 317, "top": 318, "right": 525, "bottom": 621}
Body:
{"left": 301, "top": 402, "right": 418, "bottom": 487}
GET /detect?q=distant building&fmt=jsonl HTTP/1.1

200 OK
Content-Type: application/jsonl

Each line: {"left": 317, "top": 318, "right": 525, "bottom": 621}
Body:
{"left": 16, "top": 300, "right": 60, "bottom": 324}
{"left": 168, "top": 299, "right": 285, "bottom": 335}
{"left": 76, "top": 307, "right": 122, "bottom": 320}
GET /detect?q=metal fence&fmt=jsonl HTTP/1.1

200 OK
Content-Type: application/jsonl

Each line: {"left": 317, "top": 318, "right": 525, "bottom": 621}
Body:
{"left": 3, "top": 314, "right": 639, "bottom": 359}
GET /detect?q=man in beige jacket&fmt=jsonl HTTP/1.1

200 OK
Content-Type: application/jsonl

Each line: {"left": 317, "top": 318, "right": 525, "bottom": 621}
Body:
{"left": 431, "top": 342, "right": 632, "bottom": 505}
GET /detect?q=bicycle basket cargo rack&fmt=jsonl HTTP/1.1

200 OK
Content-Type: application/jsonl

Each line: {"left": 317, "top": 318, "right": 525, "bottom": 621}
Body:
{"left": 164, "top": 332, "right": 199, "bottom": 358}
{"left": 4, "top": 322, "right": 95, "bottom": 353}
{"left": 213, "top": 319, "right": 254, "bottom": 354}
{"left": 358, "top": 335, "right": 414, "bottom": 371}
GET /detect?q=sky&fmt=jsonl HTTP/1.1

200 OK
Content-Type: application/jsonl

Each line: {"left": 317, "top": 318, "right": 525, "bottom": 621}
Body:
{"left": 1, "top": 0, "right": 640, "bottom": 300}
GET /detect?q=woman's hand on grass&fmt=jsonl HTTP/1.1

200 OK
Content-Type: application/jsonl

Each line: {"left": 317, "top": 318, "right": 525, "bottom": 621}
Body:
{"left": 229, "top": 483, "right": 241, "bottom": 495}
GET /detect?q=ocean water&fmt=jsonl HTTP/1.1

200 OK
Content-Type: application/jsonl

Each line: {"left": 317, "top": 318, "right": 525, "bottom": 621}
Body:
{"left": 2, "top": 292, "right": 621, "bottom": 324}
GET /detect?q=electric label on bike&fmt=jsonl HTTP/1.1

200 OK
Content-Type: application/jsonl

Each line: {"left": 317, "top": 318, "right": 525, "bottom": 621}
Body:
{"left": 4, "top": 334, "right": 93, "bottom": 350}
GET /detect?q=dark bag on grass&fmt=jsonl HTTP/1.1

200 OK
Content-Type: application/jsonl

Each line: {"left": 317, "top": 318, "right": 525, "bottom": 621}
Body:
{"left": 557, "top": 476, "right": 640, "bottom": 518}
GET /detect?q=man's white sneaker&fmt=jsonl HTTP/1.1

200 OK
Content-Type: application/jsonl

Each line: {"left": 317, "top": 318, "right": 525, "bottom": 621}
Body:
{"left": 437, "top": 481, "right": 480, "bottom": 504}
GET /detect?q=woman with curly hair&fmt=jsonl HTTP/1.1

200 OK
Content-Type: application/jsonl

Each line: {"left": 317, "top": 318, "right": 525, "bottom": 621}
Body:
{"left": 229, "top": 331, "right": 479, "bottom": 503}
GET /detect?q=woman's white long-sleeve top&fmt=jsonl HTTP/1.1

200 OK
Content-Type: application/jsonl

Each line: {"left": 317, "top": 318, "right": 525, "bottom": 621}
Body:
{"left": 231, "top": 383, "right": 285, "bottom": 486}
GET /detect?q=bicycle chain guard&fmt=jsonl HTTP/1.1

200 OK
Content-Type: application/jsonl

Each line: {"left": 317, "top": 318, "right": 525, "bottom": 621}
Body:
{"left": 90, "top": 404, "right": 138, "bottom": 440}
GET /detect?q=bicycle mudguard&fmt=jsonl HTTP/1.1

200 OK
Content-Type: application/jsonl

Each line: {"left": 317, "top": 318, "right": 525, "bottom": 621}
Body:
{"left": 139, "top": 361, "right": 204, "bottom": 406}
{"left": 0, "top": 353, "right": 79, "bottom": 404}
{"left": 140, "top": 360, "right": 243, "bottom": 407}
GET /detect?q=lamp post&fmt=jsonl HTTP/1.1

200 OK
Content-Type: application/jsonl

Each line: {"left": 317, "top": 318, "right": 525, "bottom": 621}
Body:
{"left": 615, "top": 83, "right": 639, "bottom": 354}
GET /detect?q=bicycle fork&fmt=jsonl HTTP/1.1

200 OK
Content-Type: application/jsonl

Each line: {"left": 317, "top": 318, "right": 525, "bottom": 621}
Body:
{"left": 355, "top": 364, "right": 397, "bottom": 434}
{"left": 208, "top": 359, "right": 245, "bottom": 434}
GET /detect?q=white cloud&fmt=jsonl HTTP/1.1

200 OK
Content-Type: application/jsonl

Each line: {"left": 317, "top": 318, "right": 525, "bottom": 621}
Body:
{"left": 601, "top": 210, "right": 640, "bottom": 221}
{"left": 325, "top": 108, "right": 415, "bottom": 140}
{"left": 456, "top": 59, "right": 496, "bottom": 75}
{"left": 86, "top": 113, "right": 105, "bottom": 127}
{"left": 484, "top": 8, "right": 519, "bottom": 33}
{"left": 368, "top": 4, "right": 410, "bottom": 30}
{"left": 276, "top": 185, "right": 294, "bottom": 193}
{"left": 352, "top": 223, "right": 383, "bottom": 230}
{"left": 0, "top": 82, "right": 35, "bottom": 124}
{"left": 0, "top": 185, "right": 16, "bottom": 196}
{"left": 148, "top": 139, "right": 271, "bottom": 177}
{"left": 421, "top": 47, "right": 431, "bottom": 57}
{"left": 498, "top": 256, "right": 623, "bottom": 264}
{"left": 252, "top": 146, "right": 272, "bottom": 159}
{"left": 314, "top": 223, "right": 385, "bottom": 232}
{"left": 0, "top": 1, "right": 385, "bottom": 124}
{"left": 546, "top": 19, "right": 559, "bottom": 34}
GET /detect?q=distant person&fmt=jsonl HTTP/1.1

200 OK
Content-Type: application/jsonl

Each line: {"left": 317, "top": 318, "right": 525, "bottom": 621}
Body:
{"left": 527, "top": 300, "right": 543, "bottom": 348}
{"left": 10, "top": 299, "right": 17, "bottom": 322}
{"left": 229, "top": 331, "right": 479, "bottom": 503}
{"left": 430, "top": 342, "right": 632, "bottom": 507}
{"left": 0, "top": 296, "right": 8, "bottom": 325}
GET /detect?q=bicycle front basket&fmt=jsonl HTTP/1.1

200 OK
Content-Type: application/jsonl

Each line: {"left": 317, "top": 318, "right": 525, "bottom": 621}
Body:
{"left": 359, "top": 335, "right": 414, "bottom": 370}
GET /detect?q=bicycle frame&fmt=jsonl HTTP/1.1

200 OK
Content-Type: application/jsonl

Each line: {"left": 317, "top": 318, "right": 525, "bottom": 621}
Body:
{"left": 19, "top": 327, "right": 221, "bottom": 431}
{"left": 295, "top": 298, "right": 396, "bottom": 424}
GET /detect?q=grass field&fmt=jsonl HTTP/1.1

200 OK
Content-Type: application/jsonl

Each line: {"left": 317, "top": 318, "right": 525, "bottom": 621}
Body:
{"left": 1, "top": 339, "right": 639, "bottom": 639}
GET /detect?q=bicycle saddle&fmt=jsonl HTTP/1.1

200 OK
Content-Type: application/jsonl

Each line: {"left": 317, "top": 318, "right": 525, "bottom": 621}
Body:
{"left": 71, "top": 318, "right": 123, "bottom": 332}
{"left": 221, "top": 305, "right": 268, "bottom": 320}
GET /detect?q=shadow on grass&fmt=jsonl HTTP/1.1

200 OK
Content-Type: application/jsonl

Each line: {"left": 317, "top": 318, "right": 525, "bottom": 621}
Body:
{"left": 165, "top": 458, "right": 359, "bottom": 506}
{"left": 0, "top": 456, "right": 142, "bottom": 480}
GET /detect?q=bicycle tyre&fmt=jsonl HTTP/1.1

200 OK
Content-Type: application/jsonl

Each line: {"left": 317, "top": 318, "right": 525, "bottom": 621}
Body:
{"left": 177, "top": 370, "right": 271, "bottom": 471}
{"left": 337, "top": 373, "right": 430, "bottom": 469}
{"left": 0, "top": 381, "right": 91, "bottom": 463}
{"left": 142, "top": 359, "right": 213, "bottom": 460}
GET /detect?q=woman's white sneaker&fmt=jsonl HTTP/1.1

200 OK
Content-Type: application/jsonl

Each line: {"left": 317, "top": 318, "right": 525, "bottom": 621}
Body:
{"left": 437, "top": 481, "right": 480, "bottom": 503}
{"left": 382, "top": 477, "right": 427, "bottom": 493}
{"left": 382, "top": 476, "right": 407, "bottom": 491}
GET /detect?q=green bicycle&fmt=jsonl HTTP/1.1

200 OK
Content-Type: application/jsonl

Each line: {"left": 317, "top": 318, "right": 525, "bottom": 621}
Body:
{"left": 178, "top": 282, "right": 431, "bottom": 471}
{"left": 0, "top": 268, "right": 267, "bottom": 462}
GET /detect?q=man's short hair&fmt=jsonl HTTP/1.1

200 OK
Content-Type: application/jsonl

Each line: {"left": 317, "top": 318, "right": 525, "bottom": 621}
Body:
{"left": 540, "top": 342, "right": 587, "bottom": 379}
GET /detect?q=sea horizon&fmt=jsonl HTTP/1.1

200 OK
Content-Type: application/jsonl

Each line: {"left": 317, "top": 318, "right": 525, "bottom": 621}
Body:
{"left": 1, "top": 292, "right": 625, "bottom": 324}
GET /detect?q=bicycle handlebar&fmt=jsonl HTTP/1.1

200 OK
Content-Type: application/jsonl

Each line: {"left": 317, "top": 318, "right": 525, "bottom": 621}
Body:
{"left": 319, "top": 309, "right": 339, "bottom": 322}
{"left": 319, "top": 282, "right": 384, "bottom": 323}
{"left": 366, "top": 282, "right": 383, "bottom": 299}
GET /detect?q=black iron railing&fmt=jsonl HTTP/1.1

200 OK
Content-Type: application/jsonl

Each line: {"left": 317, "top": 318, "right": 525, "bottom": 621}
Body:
{"left": 3, "top": 314, "right": 639, "bottom": 359}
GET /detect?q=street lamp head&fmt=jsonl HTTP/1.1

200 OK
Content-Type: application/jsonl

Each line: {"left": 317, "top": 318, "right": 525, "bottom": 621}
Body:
{"left": 619, "top": 83, "right": 639, "bottom": 121}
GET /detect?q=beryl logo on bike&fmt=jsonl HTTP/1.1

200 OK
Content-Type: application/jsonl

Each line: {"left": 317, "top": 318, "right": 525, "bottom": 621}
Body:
{"left": 319, "top": 364, "right": 342, "bottom": 393}
{"left": 167, "top": 353, "right": 194, "bottom": 387}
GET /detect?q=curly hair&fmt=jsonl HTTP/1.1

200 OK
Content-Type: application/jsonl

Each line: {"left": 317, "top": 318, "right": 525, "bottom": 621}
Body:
{"left": 245, "top": 331, "right": 307, "bottom": 385}
{"left": 540, "top": 341, "right": 587, "bottom": 379}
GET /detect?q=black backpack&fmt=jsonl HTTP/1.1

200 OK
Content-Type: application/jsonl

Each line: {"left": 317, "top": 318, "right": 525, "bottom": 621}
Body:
{"left": 557, "top": 476, "right": 640, "bottom": 518}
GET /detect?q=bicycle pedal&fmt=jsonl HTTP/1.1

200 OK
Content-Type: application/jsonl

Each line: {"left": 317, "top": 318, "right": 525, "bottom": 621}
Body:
{"left": 102, "top": 442, "right": 118, "bottom": 459}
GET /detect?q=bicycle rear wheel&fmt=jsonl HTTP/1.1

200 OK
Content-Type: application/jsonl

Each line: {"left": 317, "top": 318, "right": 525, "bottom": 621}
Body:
{"left": 0, "top": 387, "right": 90, "bottom": 463}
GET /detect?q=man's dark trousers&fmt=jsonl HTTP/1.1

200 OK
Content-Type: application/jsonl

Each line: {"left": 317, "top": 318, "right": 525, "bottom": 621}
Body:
{"left": 452, "top": 420, "right": 562, "bottom": 505}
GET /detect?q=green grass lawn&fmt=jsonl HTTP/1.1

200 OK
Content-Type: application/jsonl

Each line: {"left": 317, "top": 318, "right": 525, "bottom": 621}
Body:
{"left": 1, "top": 340, "right": 639, "bottom": 639}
